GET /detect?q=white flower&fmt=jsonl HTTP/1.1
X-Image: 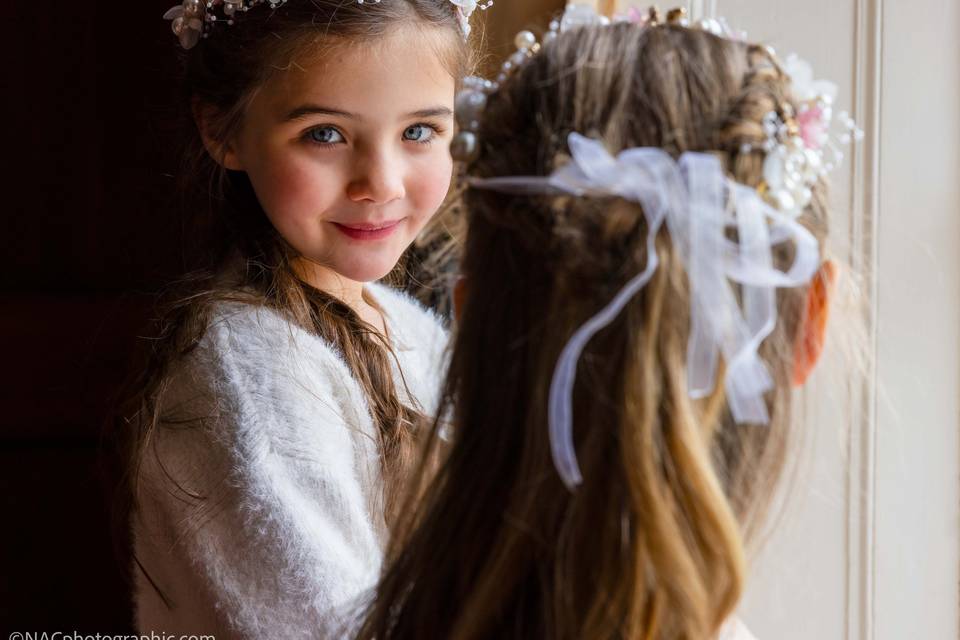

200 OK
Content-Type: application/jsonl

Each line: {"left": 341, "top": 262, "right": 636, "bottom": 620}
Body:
{"left": 560, "top": 3, "right": 604, "bottom": 32}
{"left": 782, "top": 54, "right": 838, "bottom": 103}
{"left": 447, "top": 0, "right": 492, "bottom": 38}
{"left": 163, "top": 0, "right": 206, "bottom": 50}
{"left": 448, "top": 0, "right": 478, "bottom": 14}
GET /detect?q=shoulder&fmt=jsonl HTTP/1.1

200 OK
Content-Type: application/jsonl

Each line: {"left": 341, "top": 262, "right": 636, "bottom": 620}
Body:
{"left": 367, "top": 282, "right": 450, "bottom": 411}
{"left": 367, "top": 282, "right": 448, "bottom": 354}
{"left": 167, "top": 301, "right": 373, "bottom": 452}
{"left": 197, "top": 300, "right": 348, "bottom": 380}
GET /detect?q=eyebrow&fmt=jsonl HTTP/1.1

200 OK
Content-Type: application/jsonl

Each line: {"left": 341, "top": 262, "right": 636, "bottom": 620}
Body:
{"left": 281, "top": 104, "right": 454, "bottom": 122}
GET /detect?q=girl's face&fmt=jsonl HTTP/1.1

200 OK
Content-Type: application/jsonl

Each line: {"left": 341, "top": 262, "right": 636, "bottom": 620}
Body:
{"left": 225, "top": 26, "right": 457, "bottom": 286}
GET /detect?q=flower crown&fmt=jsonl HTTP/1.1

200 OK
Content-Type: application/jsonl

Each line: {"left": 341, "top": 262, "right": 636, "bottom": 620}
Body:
{"left": 455, "top": 4, "right": 864, "bottom": 490}
{"left": 453, "top": 3, "right": 863, "bottom": 218}
{"left": 163, "top": 0, "right": 491, "bottom": 50}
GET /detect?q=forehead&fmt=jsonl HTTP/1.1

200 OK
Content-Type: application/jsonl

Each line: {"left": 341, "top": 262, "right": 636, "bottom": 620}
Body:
{"left": 254, "top": 25, "right": 458, "bottom": 121}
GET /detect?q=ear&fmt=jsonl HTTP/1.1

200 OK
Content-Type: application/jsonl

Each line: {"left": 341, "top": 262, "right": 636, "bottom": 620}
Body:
{"left": 792, "top": 259, "right": 839, "bottom": 386}
{"left": 192, "top": 99, "right": 244, "bottom": 171}
{"left": 453, "top": 276, "right": 467, "bottom": 324}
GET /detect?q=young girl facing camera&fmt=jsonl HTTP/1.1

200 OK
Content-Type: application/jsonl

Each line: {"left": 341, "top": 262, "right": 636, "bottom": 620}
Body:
{"left": 356, "top": 6, "right": 859, "bottom": 640}
{"left": 118, "top": 0, "right": 481, "bottom": 636}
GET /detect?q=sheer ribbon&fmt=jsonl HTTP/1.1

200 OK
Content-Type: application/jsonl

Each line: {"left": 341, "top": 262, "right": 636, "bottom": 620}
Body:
{"left": 469, "top": 133, "right": 820, "bottom": 490}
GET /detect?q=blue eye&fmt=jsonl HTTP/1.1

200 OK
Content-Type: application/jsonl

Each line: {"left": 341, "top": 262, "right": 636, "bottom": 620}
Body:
{"left": 403, "top": 124, "right": 436, "bottom": 144}
{"left": 307, "top": 127, "right": 345, "bottom": 145}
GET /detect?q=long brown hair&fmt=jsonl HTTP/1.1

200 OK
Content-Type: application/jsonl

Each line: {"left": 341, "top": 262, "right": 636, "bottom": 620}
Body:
{"left": 112, "top": 0, "right": 473, "bottom": 603}
{"left": 356, "top": 23, "right": 832, "bottom": 640}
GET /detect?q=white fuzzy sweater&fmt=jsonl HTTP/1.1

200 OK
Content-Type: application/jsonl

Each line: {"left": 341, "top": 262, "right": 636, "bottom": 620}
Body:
{"left": 132, "top": 283, "right": 448, "bottom": 639}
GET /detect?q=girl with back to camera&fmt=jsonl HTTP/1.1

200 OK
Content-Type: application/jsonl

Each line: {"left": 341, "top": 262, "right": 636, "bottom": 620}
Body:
{"left": 117, "top": 0, "right": 485, "bottom": 636}
{"left": 356, "top": 5, "right": 860, "bottom": 639}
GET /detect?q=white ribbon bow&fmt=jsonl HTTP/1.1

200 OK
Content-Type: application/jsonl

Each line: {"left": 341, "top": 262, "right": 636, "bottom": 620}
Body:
{"left": 469, "top": 133, "right": 820, "bottom": 490}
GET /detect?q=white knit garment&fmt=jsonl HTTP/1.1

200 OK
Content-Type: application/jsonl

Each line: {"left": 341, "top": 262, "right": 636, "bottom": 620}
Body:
{"left": 721, "top": 616, "right": 759, "bottom": 640}
{"left": 132, "top": 283, "right": 448, "bottom": 639}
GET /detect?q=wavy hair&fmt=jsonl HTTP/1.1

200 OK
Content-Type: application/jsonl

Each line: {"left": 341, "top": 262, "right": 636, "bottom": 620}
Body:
{"left": 356, "top": 22, "right": 836, "bottom": 640}
{"left": 111, "top": 0, "right": 474, "bottom": 607}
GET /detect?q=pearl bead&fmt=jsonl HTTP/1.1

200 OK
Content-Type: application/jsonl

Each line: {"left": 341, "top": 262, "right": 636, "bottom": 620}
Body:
{"left": 514, "top": 30, "right": 536, "bottom": 50}
{"left": 762, "top": 153, "right": 785, "bottom": 190}
{"left": 697, "top": 18, "right": 723, "bottom": 35}
{"left": 774, "top": 189, "right": 796, "bottom": 213}
{"left": 451, "top": 132, "right": 479, "bottom": 162}
{"left": 455, "top": 90, "right": 487, "bottom": 128}
{"left": 561, "top": 4, "right": 597, "bottom": 31}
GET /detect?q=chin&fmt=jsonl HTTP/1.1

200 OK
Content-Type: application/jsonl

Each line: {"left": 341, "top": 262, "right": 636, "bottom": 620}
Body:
{"left": 337, "top": 259, "right": 398, "bottom": 284}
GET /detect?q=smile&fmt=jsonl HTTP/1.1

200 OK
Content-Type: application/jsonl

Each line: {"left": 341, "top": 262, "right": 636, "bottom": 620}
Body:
{"left": 332, "top": 220, "right": 404, "bottom": 241}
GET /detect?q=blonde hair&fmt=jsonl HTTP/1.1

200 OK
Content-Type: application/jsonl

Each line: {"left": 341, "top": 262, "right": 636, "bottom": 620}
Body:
{"left": 356, "top": 23, "right": 835, "bottom": 640}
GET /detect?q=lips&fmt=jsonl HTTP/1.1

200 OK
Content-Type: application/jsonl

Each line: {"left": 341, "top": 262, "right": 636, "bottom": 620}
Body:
{"left": 331, "top": 219, "right": 403, "bottom": 241}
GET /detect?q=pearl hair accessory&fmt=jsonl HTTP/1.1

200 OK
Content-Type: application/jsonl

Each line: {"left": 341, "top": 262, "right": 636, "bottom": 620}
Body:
{"left": 543, "top": 4, "right": 744, "bottom": 44}
{"left": 452, "top": 4, "right": 864, "bottom": 490}
{"left": 452, "top": 3, "right": 862, "bottom": 221}
{"left": 449, "top": 0, "right": 494, "bottom": 38}
{"left": 451, "top": 5, "right": 739, "bottom": 163}
{"left": 748, "top": 54, "right": 865, "bottom": 217}
{"left": 163, "top": 0, "right": 289, "bottom": 49}
{"left": 453, "top": 29, "right": 539, "bottom": 162}
{"left": 164, "top": 0, "right": 489, "bottom": 50}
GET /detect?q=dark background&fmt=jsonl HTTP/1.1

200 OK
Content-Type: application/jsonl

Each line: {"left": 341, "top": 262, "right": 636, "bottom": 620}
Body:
{"left": 1, "top": 0, "right": 562, "bottom": 632}
{"left": 3, "top": 2, "right": 183, "bottom": 631}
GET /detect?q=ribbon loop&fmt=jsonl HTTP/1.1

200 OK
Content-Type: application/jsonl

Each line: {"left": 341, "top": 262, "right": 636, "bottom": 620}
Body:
{"left": 470, "top": 133, "right": 821, "bottom": 490}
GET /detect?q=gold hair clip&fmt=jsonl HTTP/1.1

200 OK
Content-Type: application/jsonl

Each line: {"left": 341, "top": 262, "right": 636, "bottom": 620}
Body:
{"left": 666, "top": 7, "right": 688, "bottom": 25}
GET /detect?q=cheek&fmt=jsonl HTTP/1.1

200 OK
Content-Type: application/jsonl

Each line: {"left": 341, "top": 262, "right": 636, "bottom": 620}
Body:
{"left": 407, "top": 153, "right": 454, "bottom": 222}
{"left": 251, "top": 152, "right": 337, "bottom": 224}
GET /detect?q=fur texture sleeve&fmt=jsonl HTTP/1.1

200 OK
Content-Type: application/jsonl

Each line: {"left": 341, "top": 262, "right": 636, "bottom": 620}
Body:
{"left": 366, "top": 282, "right": 451, "bottom": 417}
{"left": 134, "top": 304, "right": 384, "bottom": 639}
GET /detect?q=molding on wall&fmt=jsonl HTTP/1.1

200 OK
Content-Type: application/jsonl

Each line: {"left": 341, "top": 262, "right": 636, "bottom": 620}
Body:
{"left": 687, "top": 0, "right": 718, "bottom": 20}
{"left": 845, "top": 0, "right": 883, "bottom": 639}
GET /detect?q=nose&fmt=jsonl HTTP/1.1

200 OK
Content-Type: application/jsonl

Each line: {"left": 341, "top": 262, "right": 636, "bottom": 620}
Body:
{"left": 346, "top": 146, "right": 406, "bottom": 205}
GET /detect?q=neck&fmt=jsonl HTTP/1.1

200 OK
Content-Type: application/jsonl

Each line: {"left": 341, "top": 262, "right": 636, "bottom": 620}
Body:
{"left": 292, "top": 257, "right": 366, "bottom": 310}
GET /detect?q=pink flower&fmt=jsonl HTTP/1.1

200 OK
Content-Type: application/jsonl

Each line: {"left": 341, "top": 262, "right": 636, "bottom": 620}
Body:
{"left": 798, "top": 105, "right": 827, "bottom": 150}
{"left": 626, "top": 8, "right": 648, "bottom": 24}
